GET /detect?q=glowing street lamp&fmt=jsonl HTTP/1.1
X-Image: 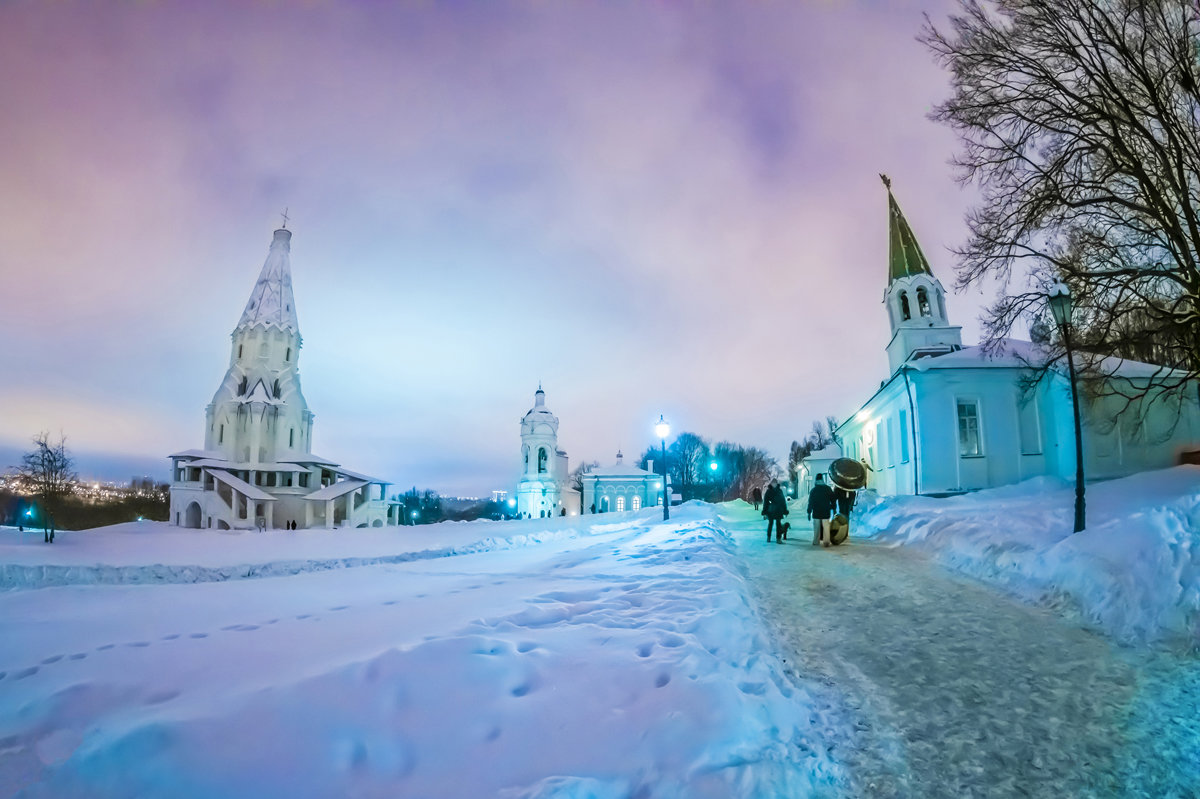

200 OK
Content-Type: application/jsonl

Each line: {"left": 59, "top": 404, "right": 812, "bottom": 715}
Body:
{"left": 1048, "top": 281, "right": 1086, "bottom": 533}
{"left": 655, "top": 415, "right": 670, "bottom": 521}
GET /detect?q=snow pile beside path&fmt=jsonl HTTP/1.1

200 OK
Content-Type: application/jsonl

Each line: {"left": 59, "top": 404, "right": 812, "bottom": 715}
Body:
{"left": 855, "top": 466, "right": 1200, "bottom": 646}
{"left": 1, "top": 505, "right": 850, "bottom": 797}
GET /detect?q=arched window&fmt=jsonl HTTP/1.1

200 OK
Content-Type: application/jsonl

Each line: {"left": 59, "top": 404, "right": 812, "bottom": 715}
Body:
{"left": 237, "top": 377, "right": 247, "bottom": 396}
{"left": 917, "top": 287, "right": 931, "bottom": 317}
{"left": 538, "top": 447, "right": 548, "bottom": 473}
{"left": 616, "top": 496, "right": 625, "bottom": 512}
{"left": 632, "top": 496, "right": 641, "bottom": 511}
{"left": 258, "top": 342, "right": 269, "bottom": 359}
{"left": 899, "top": 292, "right": 911, "bottom": 321}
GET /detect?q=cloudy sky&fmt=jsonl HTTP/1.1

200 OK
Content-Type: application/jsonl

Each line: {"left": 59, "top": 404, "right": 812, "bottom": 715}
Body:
{"left": 0, "top": 0, "right": 984, "bottom": 496}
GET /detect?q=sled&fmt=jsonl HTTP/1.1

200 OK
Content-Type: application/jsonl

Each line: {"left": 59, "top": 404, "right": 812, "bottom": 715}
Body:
{"left": 830, "top": 513, "right": 849, "bottom": 545}
{"left": 828, "top": 458, "right": 867, "bottom": 491}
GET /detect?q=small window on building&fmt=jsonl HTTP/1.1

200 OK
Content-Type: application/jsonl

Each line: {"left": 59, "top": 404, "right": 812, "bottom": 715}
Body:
{"left": 286, "top": 347, "right": 291, "bottom": 362}
{"left": 957, "top": 399, "right": 982, "bottom": 456}
{"left": 289, "top": 428, "right": 295, "bottom": 447}
{"left": 273, "top": 379, "right": 281, "bottom": 398}
{"left": 219, "top": 424, "right": 224, "bottom": 444}
{"left": 899, "top": 292, "right": 911, "bottom": 321}
{"left": 538, "top": 447, "right": 548, "bottom": 474}
{"left": 899, "top": 410, "right": 910, "bottom": 463}
{"left": 259, "top": 342, "right": 269, "bottom": 359}
{"left": 299, "top": 473, "right": 310, "bottom": 488}
{"left": 1018, "top": 397, "right": 1042, "bottom": 455}
{"left": 237, "top": 377, "right": 247, "bottom": 396}
{"left": 616, "top": 496, "right": 625, "bottom": 512}
{"left": 238, "top": 344, "right": 243, "bottom": 359}
{"left": 917, "top": 287, "right": 931, "bottom": 317}
{"left": 632, "top": 496, "right": 641, "bottom": 511}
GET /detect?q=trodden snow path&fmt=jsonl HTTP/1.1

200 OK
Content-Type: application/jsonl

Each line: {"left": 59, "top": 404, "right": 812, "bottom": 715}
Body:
{"left": 721, "top": 503, "right": 1200, "bottom": 799}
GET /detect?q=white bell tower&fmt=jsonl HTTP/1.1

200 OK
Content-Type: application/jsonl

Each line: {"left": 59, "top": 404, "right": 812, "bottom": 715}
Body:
{"left": 881, "top": 176, "right": 962, "bottom": 374}
{"left": 515, "top": 387, "right": 563, "bottom": 518}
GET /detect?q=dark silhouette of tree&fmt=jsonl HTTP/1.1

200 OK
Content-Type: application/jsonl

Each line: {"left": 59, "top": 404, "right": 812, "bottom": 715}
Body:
{"left": 925, "top": 0, "right": 1200, "bottom": 423}
{"left": 16, "top": 432, "right": 76, "bottom": 542}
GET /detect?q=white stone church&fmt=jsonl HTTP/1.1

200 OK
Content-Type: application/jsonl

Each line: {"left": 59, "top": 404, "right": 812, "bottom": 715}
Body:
{"left": 515, "top": 387, "right": 581, "bottom": 517}
{"left": 169, "top": 227, "right": 401, "bottom": 530}
{"left": 826, "top": 182, "right": 1200, "bottom": 497}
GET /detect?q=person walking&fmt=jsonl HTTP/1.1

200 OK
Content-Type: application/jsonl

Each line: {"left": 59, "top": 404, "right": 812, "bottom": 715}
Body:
{"left": 761, "top": 478, "right": 789, "bottom": 543}
{"left": 807, "top": 474, "right": 837, "bottom": 547}
{"left": 833, "top": 485, "right": 856, "bottom": 538}
{"left": 751, "top": 486, "right": 762, "bottom": 511}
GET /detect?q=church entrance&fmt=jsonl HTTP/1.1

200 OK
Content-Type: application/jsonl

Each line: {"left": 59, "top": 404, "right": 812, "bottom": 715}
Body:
{"left": 183, "top": 502, "right": 202, "bottom": 529}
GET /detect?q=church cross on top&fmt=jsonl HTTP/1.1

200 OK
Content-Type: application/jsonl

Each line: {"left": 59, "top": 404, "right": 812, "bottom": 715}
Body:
{"left": 281, "top": 207, "right": 290, "bottom": 229}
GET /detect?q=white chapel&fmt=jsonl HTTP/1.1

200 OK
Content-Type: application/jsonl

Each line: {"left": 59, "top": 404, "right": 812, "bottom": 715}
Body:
{"left": 169, "top": 227, "right": 401, "bottom": 530}
{"left": 515, "top": 387, "right": 581, "bottom": 517}
{"left": 829, "top": 180, "right": 1200, "bottom": 496}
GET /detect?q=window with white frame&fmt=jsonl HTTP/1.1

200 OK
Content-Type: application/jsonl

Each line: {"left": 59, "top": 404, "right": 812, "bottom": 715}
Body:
{"left": 899, "top": 409, "right": 910, "bottom": 463}
{"left": 957, "top": 399, "right": 982, "bottom": 456}
{"left": 616, "top": 496, "right": 625, "bottom": 512}
{"left": 632, "top": 496, "right": 641, "bottom": 511}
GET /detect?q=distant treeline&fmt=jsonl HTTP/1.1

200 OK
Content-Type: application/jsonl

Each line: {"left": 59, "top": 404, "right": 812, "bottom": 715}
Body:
{"left": 0, "top": 490, "right": 169, "bottom": 532}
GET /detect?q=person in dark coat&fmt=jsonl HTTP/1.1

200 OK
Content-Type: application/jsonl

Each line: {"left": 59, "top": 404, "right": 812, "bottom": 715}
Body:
{"left": 761, "top": 478, "right": 789, "bottom": 543}
{"left": 751, "top": 486, "right": 762, "bottom": 511}
{"left": 807, "top": 474, "right": 837, "bottom": 547}
{"left": 833, "top": 486, "right": 855, "bottom": 536}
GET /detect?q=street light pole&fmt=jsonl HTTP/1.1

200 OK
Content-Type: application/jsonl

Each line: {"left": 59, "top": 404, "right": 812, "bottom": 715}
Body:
{"left": 656, "top": 415, "right": 670, "bottom": 521}
{"left": 1049, "top": 282, "right": 1086, "bottom": 533}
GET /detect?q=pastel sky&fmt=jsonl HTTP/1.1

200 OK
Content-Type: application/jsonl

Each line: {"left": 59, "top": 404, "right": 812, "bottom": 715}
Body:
{"left": 0, "top": 0, "right": 985, "bottom": 496}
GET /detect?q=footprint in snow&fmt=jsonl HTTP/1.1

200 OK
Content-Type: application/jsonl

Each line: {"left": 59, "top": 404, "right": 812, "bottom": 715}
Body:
{"left": 97, "top": 644, "right": 115, "bottom": 651}
{"left": 126, "top": 642, "right": 151, "bottom": 648}
{"left": 13, "top": 667, "right": 38, "bottom": 680}
{"left": 329, "top": 606, "right": 348, "bottom": 612}
{"left": 655, "top": 673, "right": 671, "bottom": 688}
{"left": 189, "top": 633, "right": 208, "bottom": 639}
{"left": 40, "top": 655, "right": 63, "bottom": 665}
{"left": 68, "top": 653, "right": 86, "bottom": 660}
{"left": 636, "top": 643, "right": 654, "bottom": 658}
{"left": 162, "top": 634, "right": 181, "bottom": 641}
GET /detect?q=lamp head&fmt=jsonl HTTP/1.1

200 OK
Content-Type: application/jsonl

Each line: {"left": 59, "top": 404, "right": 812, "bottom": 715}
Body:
{"left": 1048, "top": 281, "right": 1072, "bottom": 326}
{"left": 655, "top": 414, "right": 670, "bottom": 441}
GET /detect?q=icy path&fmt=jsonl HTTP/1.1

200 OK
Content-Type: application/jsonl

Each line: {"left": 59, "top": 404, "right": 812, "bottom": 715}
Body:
{"left": 722, "top": 504, "right": 1200, "bottom": 798}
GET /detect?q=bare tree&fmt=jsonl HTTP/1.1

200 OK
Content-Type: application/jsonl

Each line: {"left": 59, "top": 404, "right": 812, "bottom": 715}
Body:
{"left": 568, "top": 460, "right": 600, "bottom": 496}
{"left": 924, "top": 0, "right": 1200, "bottom": 420}
{"left": 16, "top": 432, "right": 76, "bottom": 542}
{"left": 668, "top": 432, "right": 711, "bottom": 501}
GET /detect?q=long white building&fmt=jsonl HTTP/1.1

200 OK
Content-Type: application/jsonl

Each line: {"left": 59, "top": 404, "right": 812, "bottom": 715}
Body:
{"left": 830, "top": 181, "right": 1200, "bottom": 496}
{"left": 169, "top": 227, "right": 401, "bottom": 530}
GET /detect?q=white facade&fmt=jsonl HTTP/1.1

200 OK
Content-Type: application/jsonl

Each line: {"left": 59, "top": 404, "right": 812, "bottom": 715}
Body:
{"left": 515, "top": 388, "right": 580, "bottom": 517}
{"left": 828, "top": 184, "right": 1200, "bottom": 497}
{"left": 796, "top": 443, "right": 841, "bottom": 499}
{"left": 169, "top": 227, "right": 402, "bottom": 530}
{"left": 582, "top": 452, "right": 664, "bottom": 514}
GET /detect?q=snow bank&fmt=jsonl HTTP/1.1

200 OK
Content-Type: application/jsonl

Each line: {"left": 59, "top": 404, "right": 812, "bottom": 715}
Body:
{"left": 855, "top": 466, "right": 1200, "bottom": 646}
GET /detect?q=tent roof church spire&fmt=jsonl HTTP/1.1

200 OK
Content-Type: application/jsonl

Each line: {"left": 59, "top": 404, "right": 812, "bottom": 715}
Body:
{"left": 236, "top": 227, "right": 300, "bottom": 333}
{"left": 881, "top": 174, "right": 934, "bottom": 284}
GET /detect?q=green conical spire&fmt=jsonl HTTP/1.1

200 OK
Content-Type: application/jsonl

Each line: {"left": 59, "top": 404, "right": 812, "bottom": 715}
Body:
{"left": 881, "top": 174, "right": 933, "bottom": 283}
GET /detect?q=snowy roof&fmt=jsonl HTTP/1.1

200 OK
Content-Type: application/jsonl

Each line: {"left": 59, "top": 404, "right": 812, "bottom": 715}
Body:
{"left": 280, "top": 454, "right": 340, "bottom": 466}
{"left": 236, "top": 228, "right": 299, "bottom": 333}
{"left": 169, "top": 449, "right": 225, "bottom": 461}
{"left": 802, "top": 444, "right": 842, "bottom": 462}
{"left": 587, "top": 462, "right": 659, "bottom": 479}
{"left": 303, "top": 479, "right": 367, "bottom": 501}
{"left": 333, "top": 466, "right": 388, "bottom": 485}
{"left": 912, "top": 338, "right": 1188, "bottom": 379}
{"left": 208, "top": 469, "right": 276, "bottom": 502}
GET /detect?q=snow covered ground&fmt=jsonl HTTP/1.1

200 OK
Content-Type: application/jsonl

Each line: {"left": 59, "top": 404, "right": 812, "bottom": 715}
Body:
{"left": 855, "top": 464, "right": 1200, "bottom": 647}
{"left": 0, "top": 505, "right": 851, "bottom": 798}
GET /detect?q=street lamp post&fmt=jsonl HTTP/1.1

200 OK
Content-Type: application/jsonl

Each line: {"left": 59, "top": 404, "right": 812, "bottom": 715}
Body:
{"left": 656, "top": 415, "right": 670, "bottom": 521}
{"left": 1049, "top": 281, "right": 1086, "bottom": 533}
